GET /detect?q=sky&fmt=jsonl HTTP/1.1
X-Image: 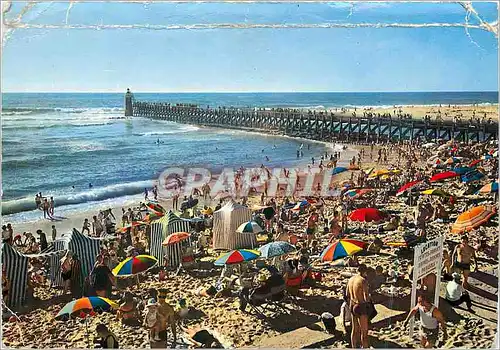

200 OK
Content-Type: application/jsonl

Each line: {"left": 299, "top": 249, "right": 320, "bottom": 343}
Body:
{"left": 1, "top": 1, "right": 498, "bottom": 92}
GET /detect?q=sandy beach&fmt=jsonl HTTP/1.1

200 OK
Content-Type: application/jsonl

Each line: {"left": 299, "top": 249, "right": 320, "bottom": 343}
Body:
{"left": 2, "top": 135, "right": 498, "bottom": 349}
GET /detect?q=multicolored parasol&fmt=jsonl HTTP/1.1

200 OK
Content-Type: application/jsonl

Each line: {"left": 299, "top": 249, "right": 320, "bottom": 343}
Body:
{"left": 55, "top": 297, "right": 118, "bottom": 320}
{"left": 344, "top": 188, "right": 372, "bottom": 199}
{"left": 320, "top": 239, "right": 367, "bottom": 262}
{"left": 452, "top": 166, "right": 474, "bottom": 175}
{"left": 144, "top": 211, "right": 164, "bottom": 222}
{"left": 258, "top": 241, "right": 296, "bottom": 258}
{"left": 112, "top": 255, "right": 158, "bottom": 276}
{"left": 450, "top": 205, "right": 497, "bottom": 234}
{"left": 236, "top": 221, "right": 264, "bottom": 234}
{"left": 396, "top": 180, "right": 422, "bottom": 196}
{"left": 349, "top": 208, "right": 386, "bottom": 222}
{"left": 478, "top": 182, "right": 498, "bottom": 194}
{"left": 162, "top": 232, "right": 190, "bottom": 246}
{"left": 146, "top": 201, "right": 165, "bottom": 213}
{"left": 214, "top": 249, "right": 260, "bottom": 266}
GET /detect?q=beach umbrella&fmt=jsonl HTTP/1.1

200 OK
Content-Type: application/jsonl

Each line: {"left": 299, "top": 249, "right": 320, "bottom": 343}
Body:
{"left": 332, "top": 167, "right": 348, "bottom": 175}
{"left": 452, "top": 166, "right": 474, "bottom": 175}
{"left": 320, "top": 239, "right": 367, "bottom": 262}
{"left": 339, "top": 180, "right": 354, "bottom": 188}
{"left": 112, "top": 255, "right": 158, "bottom": 276}
{"left": 461, "top": 169, "right": 485, "bottom": 183}
{"left": 478, "top": 182, "right": 499, "bottom": 194}
{"left": 162, "top": 232, "right": 190, "bottom": 246}
{"left": 146, "top": 201, "right": 165, "bottom": 213}
{"left": 344, "top": 188, "right": 372, "bottom": 199}
{"left": 445, "top": 157, "right": 462, "bottom": 165}
{"left": 55, "top": 297, "right": 118, "bottom": 320}
{"left": 429, "top": 171, "right": 459, "bottom": 182}
{"left": 481, "top": 154, "right": 493, "bottom": 161}
{"left": 119, "top": 221, "right": 147, "bottom": 233}
{"left": 396, "top": 180, "right": 422, "bottom": 196}
{"left": 201, "top": 207, "right": 213, "bottom": 215}
{"left": 214, "top": 249, "right": 260, "bottom": 266}
{"left": 349, "top": 208, "right": 386, "bottom": 222}
{"left": 236, "top": 221, "right": 263, "bottom": 234}
{"left": 291, "top": 200, "right": 309, "bottom": 211}
{"left": 451, "top": 205, "right": 496, "bottom": 234}
{"left": 420, "top": 189, "right": 452, "bottom": 198}
{"left": 258, "top": 241, "right": 296, "bottom": 259}
{"left": 469, "top": 159, "right": 483, "bottom": 168}
{"left": 144, "top": 211, "right": 164, "bottom": 222}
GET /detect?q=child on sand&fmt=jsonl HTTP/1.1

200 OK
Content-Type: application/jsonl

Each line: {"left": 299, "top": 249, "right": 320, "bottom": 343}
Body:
{"left": 144, "top": 298, "right": 161, "bottom": 341}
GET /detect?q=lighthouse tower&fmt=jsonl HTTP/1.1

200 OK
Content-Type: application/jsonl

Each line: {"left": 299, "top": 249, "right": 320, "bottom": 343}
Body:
{"left": 125, "top": 88, "right": 134, "bottom": 117}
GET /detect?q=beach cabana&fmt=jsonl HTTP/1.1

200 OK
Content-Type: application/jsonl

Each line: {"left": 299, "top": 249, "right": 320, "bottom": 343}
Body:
{"left": 51, "top": 229, "right": 102, "bottom": 287}
{"left": 212, "top": 200, "right": 255, "bottom": 250}
{"left": 149, "top": 210, "right": 191, "bottom": 267}
{"left": 2, "top": 243, "right": 64, "bottom": 308}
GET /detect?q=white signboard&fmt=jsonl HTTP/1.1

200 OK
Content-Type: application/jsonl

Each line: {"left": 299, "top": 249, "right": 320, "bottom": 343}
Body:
{"left": 409, "top": 235, "right": 444, "bottom": 337}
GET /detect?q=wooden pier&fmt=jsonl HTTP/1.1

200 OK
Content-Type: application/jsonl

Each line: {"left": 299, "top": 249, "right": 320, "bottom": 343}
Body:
{"left": 126, "top": 92, "right": 498, "bottom": 143}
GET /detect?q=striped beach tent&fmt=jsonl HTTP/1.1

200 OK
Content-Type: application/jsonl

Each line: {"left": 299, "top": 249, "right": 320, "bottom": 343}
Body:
{"left": 2, "top": 244, "right": 64, "bottom": 308}
{"left": 2, "top": 244, "right": 29, "bottom": 308}
{"left": 212, "top": 200, "right": 255, "bottom": 250}
{"left": 149, "top": 210, "right": 191, "bottom": 267}
{"left": 49, "top": 229, "right": 102, "bottom": 287}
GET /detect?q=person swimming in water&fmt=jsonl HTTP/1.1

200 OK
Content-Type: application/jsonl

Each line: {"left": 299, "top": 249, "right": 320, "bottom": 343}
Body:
{"left": 89, "top": 183, "right": 93, "bottom": 189}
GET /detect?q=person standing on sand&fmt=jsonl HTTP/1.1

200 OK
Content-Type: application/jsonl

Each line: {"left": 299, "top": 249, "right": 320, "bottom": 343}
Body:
{"left": 144, "top": 188, "right": 149, "bottom": 201}
{"left": 36, "top": 229, "right": 48, "bottom": 252}
{"left": 51, "top": 225, "right": 57, "bottom": 242}
{"left": 49, "top": 196, "right": 55, "bottom": 216}
{"left": 93, "top": 216, "right": 104, "bottom": 237}
{"left": 346, "top": 264, "right": 371, "bottom": 349}
{"left": 42, "top": 198, "right": 51, "bottom": 219}
{"left": 403, "top": 293, "right": 447, "bottom": 348}
{"left": 156, "top": 288, "right": 177, "bottom": 346}
{"left": 60, "top": 251, "right": 73, "bottom": 295}
{"left": 452, "top": 235, "right": 476, "bottom": 288}
{"left": 82, "top": 218, "right": 91, "bottom": 235}
{"left": 172, "top": 192, "right": 179, "bottom": 211}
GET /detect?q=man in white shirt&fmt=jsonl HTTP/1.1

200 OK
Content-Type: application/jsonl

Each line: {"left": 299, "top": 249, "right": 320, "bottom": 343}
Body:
{"left": 445, "top": 272, "right": 474, "bottom": 312}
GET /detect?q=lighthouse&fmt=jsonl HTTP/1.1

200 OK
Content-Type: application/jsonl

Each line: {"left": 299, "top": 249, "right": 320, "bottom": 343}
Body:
{"left": 125, "top": 88, "right": 134, "bottom": 117}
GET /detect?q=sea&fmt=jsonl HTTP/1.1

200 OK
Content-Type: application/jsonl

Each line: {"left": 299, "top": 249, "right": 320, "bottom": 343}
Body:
{"left": 2, "top": 91, "right": 497, "bottom": 225}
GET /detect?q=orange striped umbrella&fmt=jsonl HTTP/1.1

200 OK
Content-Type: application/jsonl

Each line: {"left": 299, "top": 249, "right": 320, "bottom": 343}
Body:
{"left": 451, "top": 205, "right": 497, "bottom": 234}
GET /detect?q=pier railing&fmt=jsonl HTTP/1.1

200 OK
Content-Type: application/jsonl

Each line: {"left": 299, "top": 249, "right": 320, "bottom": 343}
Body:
{"left": 127, "top": 98, "right": 498, "bottom": 143}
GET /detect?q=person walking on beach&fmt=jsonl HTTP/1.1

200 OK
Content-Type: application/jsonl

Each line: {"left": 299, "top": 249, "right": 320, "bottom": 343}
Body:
{"left": 452, "top": 235, "right": 476, "bottom": 288}
{"left": 93, "top": 215, "right": 104, "bottom": 237}
{"left": 346, "top": 264, "right": 372, "bottom": 349}
{"left": 51, "top": 225, "right": 57, "bottom": 242}
{"left": 49, "top": 196, "right": 55, "bottom": 216}
{"left": 36, "top": 229, "right": 48, "bottom": 252}
{"left": 403, "top": 293, "right": 447, "bottom": 348}
{"left": 156, "top": 288, "right": 177, "bottom": 346}
{"left": 144, "top": 188, "right": 149, "bottom": 201}
{"left": 35, "top": 194, "right": 41, "bottom": 209}
{"left": 172, "top": 193, "right": 179, "bottom": 211}
{"left": 42, "top": 198, "right": 51, "bottom": 219}
{"left": 153, "top": 185, "right": 158, "bottom": 200}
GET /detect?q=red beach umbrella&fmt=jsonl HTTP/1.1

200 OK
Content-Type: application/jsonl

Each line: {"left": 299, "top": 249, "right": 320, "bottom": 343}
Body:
{"left": 349, "top": 208, "right": 386, "bottom": 222}
{"left": 469, "top": 159, "right": 483, "bottom": 168}
{"left": 429, "top": 171, "right": 459, "bottom": 183}
{"left": 396, "top": 180, "right": 422, "bottom": 196}
{"left": 162, "top": 232, "right": 190, "bottom": 246}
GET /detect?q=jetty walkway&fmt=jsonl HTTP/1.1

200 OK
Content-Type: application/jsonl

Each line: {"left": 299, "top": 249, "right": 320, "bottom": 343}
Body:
{"left": 124, "top": 90, "right": 498, "bottom": 143}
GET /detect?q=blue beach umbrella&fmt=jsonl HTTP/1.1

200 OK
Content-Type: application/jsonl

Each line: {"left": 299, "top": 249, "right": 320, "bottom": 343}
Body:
{"left": 258, "top": 241, "right": 296, "bottom": 259}
{"left": 477, "top": 182, "right": 499, "bottom": 194}
{"left": 461, "top": 170, "right": 485, "bottom": 183}
{"left": 452, "top": 166, "right": 474, "bottom": 175}
{"left": 332, "top": 167, "right": 348, "bottom": 175}
{"left": 236, "top": 221, "right": 263, "bottom": 234}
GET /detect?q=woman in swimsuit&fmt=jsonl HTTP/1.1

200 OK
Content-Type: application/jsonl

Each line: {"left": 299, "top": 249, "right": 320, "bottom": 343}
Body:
{"left": 117, "top": 291, "right": 140, "bottom": 326}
